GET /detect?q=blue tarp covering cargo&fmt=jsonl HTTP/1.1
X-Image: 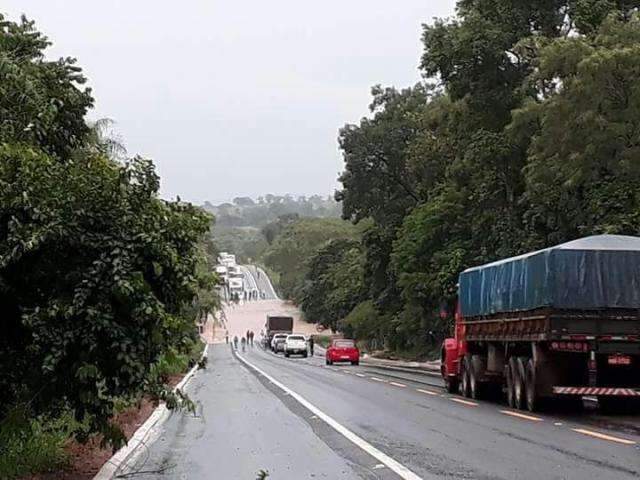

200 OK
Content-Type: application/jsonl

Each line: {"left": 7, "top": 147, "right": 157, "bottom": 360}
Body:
{"left": 459, "top": 235, "right": 640, "bottom": 317}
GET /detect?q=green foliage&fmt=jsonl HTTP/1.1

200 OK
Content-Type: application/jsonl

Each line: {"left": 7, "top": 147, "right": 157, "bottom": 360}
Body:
{"left": 203, "top": 195, "right": 340, "bottom": 228}
{"left": 213, "top": 226, "right": 268, "bottom": 264}
{"left": 0, "top": 14, "right": 93, "bottom": 159}
{"left": 262, "top": 218, "right": 363, "bottom": 302}
{"left": 330, "top": 2, "right": 640, "bottom": 357}
{"left": 301, "top": 239, "right": 364, "bottom": 330}
{"left": 0, "top": 13, "right": 218, "bottom": 454}
{"left": 0, "top": 407, "right": 81, "bottom": 479}
{"left": 339, "top": 301, "right": 387, "bottom": 349}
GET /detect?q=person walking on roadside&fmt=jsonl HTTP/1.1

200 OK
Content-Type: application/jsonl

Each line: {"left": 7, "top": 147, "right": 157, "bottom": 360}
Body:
{"left": 249, "top": 331, "right": 254, "bottom": 347}
{"left": 308, "top": 336, "right": 314, "bottom": 356}
{"left": 240, "top": 336, "right": 246, "bottom": 352}
{"left": 233, "top": 336, "right": 238, "bottom": 350}
{"left": 225, "top": 331, "right": 229, "bottom": 344}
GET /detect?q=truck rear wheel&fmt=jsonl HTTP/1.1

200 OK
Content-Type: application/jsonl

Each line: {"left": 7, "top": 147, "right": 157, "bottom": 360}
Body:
{"left": 469, "top": 354, "right": 486, "bottom": 400}
{"left": 525, "top": 358, "right": 539, "bottom": 412}
{"left": 460, "top": 357, "right": 471, "bottom": 398}
{"left": 513, "top": 357, "right": 527, "bottom": 410}
{"left": 505, "top": 363, "right": 515, "bottom": 408}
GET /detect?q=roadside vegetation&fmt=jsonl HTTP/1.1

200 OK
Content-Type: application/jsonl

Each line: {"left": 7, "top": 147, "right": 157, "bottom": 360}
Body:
{"left": 0, "top": 14, "right": 218, "bottom": 478}
{"left": 256, "top": 2, "right": 640, "bottom": 360}
{"left": 328, "top": 2, "right": 640, "bottom": 357}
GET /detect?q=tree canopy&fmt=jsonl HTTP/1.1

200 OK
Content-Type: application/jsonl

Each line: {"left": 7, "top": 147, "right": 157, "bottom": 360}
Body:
{"left": 0, "top": 14, "right": 216, "bottom": 446}
{"left": 323, "top": 2, "right": 640, "bottom": 355}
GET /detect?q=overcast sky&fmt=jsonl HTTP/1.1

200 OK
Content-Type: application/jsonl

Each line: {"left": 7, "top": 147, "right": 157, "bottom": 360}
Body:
{"left": 4, "top": 1, "right": 457, "bottom": 204}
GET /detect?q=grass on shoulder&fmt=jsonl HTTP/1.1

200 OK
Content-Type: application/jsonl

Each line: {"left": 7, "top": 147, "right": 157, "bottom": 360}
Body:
{"left": 0, "top": 406, "right": 82, "bottom": 480}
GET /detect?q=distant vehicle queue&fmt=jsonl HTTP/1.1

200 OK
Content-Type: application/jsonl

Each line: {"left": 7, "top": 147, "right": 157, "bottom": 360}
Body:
{"left": 262, "top": 313, "right": 360, "bottom": 364}
{"left": 216, "top": 252, "right": 266, "bottom": 302}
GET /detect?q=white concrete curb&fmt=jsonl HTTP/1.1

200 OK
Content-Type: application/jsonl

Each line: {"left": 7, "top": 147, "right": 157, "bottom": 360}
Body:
{"left": 93, "top": 344, "right": 209, "bottom": 480}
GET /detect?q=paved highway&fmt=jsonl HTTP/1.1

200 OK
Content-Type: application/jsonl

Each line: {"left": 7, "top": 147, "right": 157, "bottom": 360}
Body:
{"left": 126, "top": 323, "right": 640, "bottom": 478}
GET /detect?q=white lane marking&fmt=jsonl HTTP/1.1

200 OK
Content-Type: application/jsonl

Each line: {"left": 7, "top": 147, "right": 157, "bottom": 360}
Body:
{"left": 390, "top": 382, "right": 407, "bottom": 388}
{"left": 355, "top": 373, "right": 366, "bottom": 378}
{"left": 450, "top": 398, "right": 478, "bottom": 407}
{"left": 572, "top": 428, "right": 636, "bottom": 445}
{"left": 554, "top": 422, "right": 563, "bottom": 426}
{"left": 416, "top": 388, "right": 439, "bottom": 396}
{"left": 370, "top": 377, "right": 386, "bottom": 382}
{"left": 500, "top": 410, "right": 543, "bottom": 422}
{"left": 373, "top": 464, "right": 386, "bottom": 470}
{"left": 236, "top": 353, "right": 424, "bottom": 480}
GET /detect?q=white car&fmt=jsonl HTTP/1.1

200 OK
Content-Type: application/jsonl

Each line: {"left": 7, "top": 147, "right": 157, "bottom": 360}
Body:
{"left": 284, "top": 334, "right": 308, "bottom": 358}
{"left": 271, "top": 333, "right": 288, "bottom": 353}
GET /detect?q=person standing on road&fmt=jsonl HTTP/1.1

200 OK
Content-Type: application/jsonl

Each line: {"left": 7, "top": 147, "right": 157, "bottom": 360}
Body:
{"left": 240, "top": 336, "right": 246, "bottom": 352}
{"left": 233, "top": 336, "right": 238, "bottom": 350}
{"left": 308, "top": 336, "right": 314, "bottom": 356}
{"left": 225, "top": 331, "right": 229, "bottom": 344}
{"left": 249, "top": 331, "right": 254, "bottom": 347}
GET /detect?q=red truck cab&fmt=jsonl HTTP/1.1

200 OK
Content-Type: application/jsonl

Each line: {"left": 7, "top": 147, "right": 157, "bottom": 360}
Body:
{"left": 441, "top": 303, "right": 466, "bottom": 393}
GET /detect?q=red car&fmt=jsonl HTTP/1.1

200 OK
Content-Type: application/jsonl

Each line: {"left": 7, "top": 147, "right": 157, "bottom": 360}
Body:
{"left": 326, "top": 339, "right": 359, "bottom": 365}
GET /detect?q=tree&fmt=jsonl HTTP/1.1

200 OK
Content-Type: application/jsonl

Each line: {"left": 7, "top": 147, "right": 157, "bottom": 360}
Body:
{"left": 233, "top": 196, "right": 255, "bottom": 207}
{"left": 262, "top": 218, "right": 361, "bottom": 302}
{"left": 336, "top": 85, "right": 429, "bottom": 226}
{"left": 0, "top": 14, "right": 94, "bottom": 160}
{"left": 0, "top": 14, "right": 217, "bottom": 447}
{"left": 301, "top": 239, "right": 364, "bottom": 329}
{"left": 332, "top": 2, "right": 640, "bottom": 355}
{"left": 514, "top": 13, "right": 640, "bottom": 243}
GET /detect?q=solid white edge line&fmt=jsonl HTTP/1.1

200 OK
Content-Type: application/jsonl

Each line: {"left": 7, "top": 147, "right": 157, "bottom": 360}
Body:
{"left": 93, "top": 344, "right": 209, "bottom": 480}
{"left": 236, "top": 353, "right": 424, "bottom": 480}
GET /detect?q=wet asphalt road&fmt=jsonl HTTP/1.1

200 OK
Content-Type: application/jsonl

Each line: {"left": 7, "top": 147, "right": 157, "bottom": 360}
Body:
{"left": 127, "top": 343, "right": 640, "bottom": 480}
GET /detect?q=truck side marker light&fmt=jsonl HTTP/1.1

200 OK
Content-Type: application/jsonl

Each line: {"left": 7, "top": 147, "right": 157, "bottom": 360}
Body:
{"left": 451, "top": 398, "right": 478, "bottom": 407}
{"left": 572, "top": 428, "right": 636, "bottom": 445}
{"left": 500, "top": 410, "right": 543, "bottom": 422}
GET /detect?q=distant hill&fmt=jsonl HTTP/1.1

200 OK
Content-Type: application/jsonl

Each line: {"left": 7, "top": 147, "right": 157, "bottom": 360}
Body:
{"left": 202, "top": 194, "right": 341, "bottom": 228}
{"left": 203, "top": 194, "right": 342, "bottom": 263}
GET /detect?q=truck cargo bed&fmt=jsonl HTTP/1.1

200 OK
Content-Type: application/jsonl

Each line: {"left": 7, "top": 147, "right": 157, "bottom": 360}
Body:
{"left": 464, "top": 308, "right": 640, "bottom": 341}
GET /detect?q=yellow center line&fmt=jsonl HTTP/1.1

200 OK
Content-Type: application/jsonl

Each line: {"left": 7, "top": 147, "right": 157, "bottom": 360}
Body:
{"left": 572, "top": 428, "right": 636, "bottom": 445}
{"left": 370, "top": 377, "right": 386, "bottom": 382}
{"left": 500, "top": 410, "right": 543, "bottom": 422}
{"left": 416, "top": 388, "right": 440, "bottom": 396}
{"left": 451, "top": 398, "right": 478, "bottom": 407}
{"left": 390, "top": 382, "right": 407, "bottom": 388}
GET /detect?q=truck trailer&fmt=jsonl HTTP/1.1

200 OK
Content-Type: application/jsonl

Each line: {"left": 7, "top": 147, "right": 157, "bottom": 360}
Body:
{"left": 441, "top": 235, "right": 640, "bottom": 412}
{"left": 265, "top": 315, "right": 294, "bottom": 343}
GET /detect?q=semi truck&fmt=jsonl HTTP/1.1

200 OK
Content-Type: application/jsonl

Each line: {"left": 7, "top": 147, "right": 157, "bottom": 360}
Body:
{"left": 265, "top": 315, "right": 294, "bottom": 344}
{"left": 441, "top": 235, "right": 640, "bottom": 413}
